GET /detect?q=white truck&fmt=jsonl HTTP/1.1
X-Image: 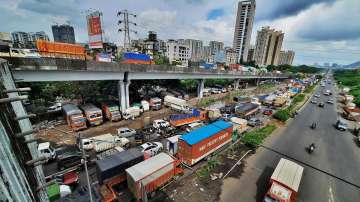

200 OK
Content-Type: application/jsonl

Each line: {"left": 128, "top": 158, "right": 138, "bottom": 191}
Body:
{"left": 164, "top": 95, "right": 191, "bottom": 113}
{"left": 38, "top": 142, "right": 56, "bottom": 162}
{"left": 122, "top": 107, "right": 141, "bottom": 120}
{"left": 80, "top": 134, "right": 130, "bottom": 153}
{"left": 141, "top": 100, "right": 150, "bottom": 111}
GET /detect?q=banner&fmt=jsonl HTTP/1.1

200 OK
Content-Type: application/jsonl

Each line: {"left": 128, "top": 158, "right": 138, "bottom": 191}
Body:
{"left": 87, "top": 12, "right": 103, "bottom": 49}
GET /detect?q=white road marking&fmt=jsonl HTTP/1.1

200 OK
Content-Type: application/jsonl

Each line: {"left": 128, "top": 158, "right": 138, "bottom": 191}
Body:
{"left": 328, "top": 184, "right": 335, "bottom": 202}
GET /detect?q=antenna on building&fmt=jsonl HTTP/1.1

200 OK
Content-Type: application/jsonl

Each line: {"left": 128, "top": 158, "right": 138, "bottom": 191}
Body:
{"left": 117, "top": 10, "right": 137, "bottom": 51}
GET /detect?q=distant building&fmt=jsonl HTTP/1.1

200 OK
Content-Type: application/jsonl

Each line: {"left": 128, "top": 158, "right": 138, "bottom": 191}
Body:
{"left": 225, "top": 48, "right": 238, "bottom": 65}
{"left": 233, "top": 0, "right": 256, "bottom": 63}
{"left": 184, "top": 39, "right": 203, "bottom": 62}
{"left": 278, "top": 50, "right": 295, "bottom": 65}
{"left": 254, "top": 26, "right": 284, "bottom": 66}
{"left": 143, "top": 31, "right": 159, "bottom": 56}
{"left": 209, "top": 41, "right": 224, "bottom": 55}
{"left": 166, "top": 39, "right": 191, "bottom": 66}
{"left": 247, "top": 46, "right": 255, "bottom": 62}
{"left": 0, "top": 32, "right": 12, "bottom": 48}
{"left": 52, "top": 24, "right": 75, "bottom": 44}
{"left": 12, "top": 31, "right": 49, "bottom": 48}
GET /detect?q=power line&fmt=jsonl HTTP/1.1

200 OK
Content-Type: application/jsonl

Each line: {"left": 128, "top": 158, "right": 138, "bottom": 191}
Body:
{"left": 117, "top": 10, "right": 137, "bottom": 50}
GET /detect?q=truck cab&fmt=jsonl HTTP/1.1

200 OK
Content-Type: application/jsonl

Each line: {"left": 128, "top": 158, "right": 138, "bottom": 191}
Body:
{"left": 38, "top": 142, "right": 56, "bottom": 161}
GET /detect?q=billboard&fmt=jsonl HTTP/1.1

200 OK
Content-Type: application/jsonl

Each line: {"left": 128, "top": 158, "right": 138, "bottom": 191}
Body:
{"left": 87, "top": 11, "right": 103, "bottom": 49}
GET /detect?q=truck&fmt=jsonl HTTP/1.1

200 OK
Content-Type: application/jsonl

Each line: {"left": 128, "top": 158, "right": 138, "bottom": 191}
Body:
{"left": 178, "top": 120, "right": 233, "bottom": 166}
{"left": 164, "top": 95, "right": 191, "bottom": 113}
{"left": 169, "top": 109, "right": 207, "bottom": 127}
{"left": 80, "top": 134, "right": 130, "bottom": 153}
{"left": 101, "top": 102, "right": 121, "bottom": 122}
{"left": 38, "top": 142, "right": 57, "bottom": 162}
{"left": 79, "top": 103, "right": 103, "bottom": 126}
{"left": 234, "top": 103, "right": 260, "bottom": 119}
{"left": 96, "top": 148, "right": 144, "bottom": 202}
{"left": 229, "top": 117, "right": 248, "bottom": 134}
{"left": 122, "top": 107, "right": 141, "bottom": 120}
{"left": 149, "top": 97, "right": 162, "bottom": 110}
{"left": 141, "top": 100, "right": 150, "bottom": 111}
{"left": 126, "top": 152, "right": 183, "bottom": 200}
{"left": 62, "top": 104, "right": 87, "bottom": 131}
{"left": 273, "top": 97, "right": 287, "bottom": 107}
{"left": 264, "top": 158, "right": 304, "bottom": 202}
{"left": 207, "top": 108, "right": 222, "bottom": 121}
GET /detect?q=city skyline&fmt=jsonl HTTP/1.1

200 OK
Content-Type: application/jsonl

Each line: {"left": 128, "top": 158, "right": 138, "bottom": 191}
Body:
{"left": 1, "top": 0, "right": 359, "bottom": 65}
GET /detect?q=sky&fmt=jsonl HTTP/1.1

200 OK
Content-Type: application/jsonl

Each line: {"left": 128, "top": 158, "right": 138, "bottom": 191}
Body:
{"left": 1, "top": 0, "right": 360, "bottom": 65}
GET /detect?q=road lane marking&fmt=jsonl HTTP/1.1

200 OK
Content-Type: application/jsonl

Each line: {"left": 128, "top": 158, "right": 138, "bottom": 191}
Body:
{"left": 328, "top": 184, "right": 335, "bottom": 202}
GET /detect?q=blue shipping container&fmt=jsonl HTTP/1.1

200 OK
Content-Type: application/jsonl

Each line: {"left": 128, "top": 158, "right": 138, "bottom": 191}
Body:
{"left": 123, "top": 52, "right": 151, "bottom": 61}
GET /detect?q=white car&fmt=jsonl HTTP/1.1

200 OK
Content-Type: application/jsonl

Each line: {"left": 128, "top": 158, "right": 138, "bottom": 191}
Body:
{"left": 211, "top": 88, "right": 221, "bottom": 94}
{"left": 117, "top": 127, "right": 136, "bottom": 138}
{"left": 327, "top": 99, "right": 334, "bottom": 104}
{"left": 153, "top": 119, "right": 170, "bottom": 129}
{"left": 314, "top": 94, "right": 320, "bottom": 98}
{"left": 139, "top": 142, "right": 163, "bottom": 157}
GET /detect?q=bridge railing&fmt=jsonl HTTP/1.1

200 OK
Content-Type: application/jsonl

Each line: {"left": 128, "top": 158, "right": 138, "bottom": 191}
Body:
{"left": 5, "top": 57, "right": 288, "bottom": 78}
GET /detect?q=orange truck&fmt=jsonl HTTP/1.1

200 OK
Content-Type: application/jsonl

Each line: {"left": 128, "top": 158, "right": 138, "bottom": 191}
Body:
{"left": 169, "top": 109, "right": 206, "bottom": 127}
{"left": 264, "top": 158, "right": 304, "bottom": 202}
{"left": 36, "top": 40, "right": 85, "bottom": 59}
{"left": 80, "top": 104, "right": 103, "bottom": 126}
{"left": 62, "top": 103, "right": 87, "bottom": 131}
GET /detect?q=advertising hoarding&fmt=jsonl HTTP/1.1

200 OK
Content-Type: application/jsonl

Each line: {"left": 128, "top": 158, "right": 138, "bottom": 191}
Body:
{"left": 87, "top": 11, "right": 103, "bottom": 49}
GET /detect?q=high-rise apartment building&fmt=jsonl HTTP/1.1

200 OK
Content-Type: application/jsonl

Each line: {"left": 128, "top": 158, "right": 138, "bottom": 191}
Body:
{"left": 184, "top": 39, "right": 203, "bottom": 62}
{"left": 209, "top": 41, "right": 224, "bottom": 55}
{"left": 253, "top": 26, "right": 284, "bottom": 66}
{"left": 52, "top": 24, "right": 76, "bottom": 44}
{"left": 225, "top": 48, "right": 238, "bottom": 65}
{"left": 279, "top": 50, "right": 295, "bottom": 65}
{"left": 247, "top": 46, "right": 255, "bottom": 62}
{"left": 12, "top": 31, "right": 49, "bottom": 48}
{"left": 233, "top": 0, "right": 256, "bottom": 63}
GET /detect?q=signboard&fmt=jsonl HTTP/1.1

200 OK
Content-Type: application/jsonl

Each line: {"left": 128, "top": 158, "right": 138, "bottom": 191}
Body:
{"left": 96, "top": 53, "right": 112, "bottom": 62}
{"left": 87, "top": 11, "right": 103, "bottom": 49}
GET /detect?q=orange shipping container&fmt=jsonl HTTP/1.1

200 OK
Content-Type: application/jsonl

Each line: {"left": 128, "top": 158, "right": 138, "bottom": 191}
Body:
{"left": 36, "top": 40, "right": 85, "bottom": 56}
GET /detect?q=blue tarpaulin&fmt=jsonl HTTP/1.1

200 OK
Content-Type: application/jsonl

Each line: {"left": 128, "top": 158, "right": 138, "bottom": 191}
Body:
{"left": 123, "top": 52, "right": 151, "bottom": 61}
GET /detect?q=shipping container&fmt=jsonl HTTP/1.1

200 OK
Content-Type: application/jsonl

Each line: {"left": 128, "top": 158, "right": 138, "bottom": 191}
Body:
{"left": 36, "top": 40, "right": 85, "bottom": 59}
{"left": 178, "top": 120, "right": 233, "bottom": 166}
{"left": 62, "top": 104, "right": 87, "bottom": 131}
{"left": 80, "top": 103, "right": 103, "bottom": 126}
{"left": 126, "top": 153, "right": 182, "bottom": 200}
{"left": 169, "top": 109, "right": 206, "bottom": 127}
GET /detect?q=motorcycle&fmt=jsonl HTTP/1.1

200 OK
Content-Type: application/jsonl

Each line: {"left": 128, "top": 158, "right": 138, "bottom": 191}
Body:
{"left": 308, "top": 143, "right": 315, "bottom": 154}
{"left": 311, "top": 122, "right": 317, "bottom": 129}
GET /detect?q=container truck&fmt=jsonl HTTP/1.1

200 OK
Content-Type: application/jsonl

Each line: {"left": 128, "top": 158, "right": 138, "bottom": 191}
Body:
{"left": 141, "top": 100, "right": 150, "bottom": 111}
{"left": 122, "top": 107, "right": 141, "bottom": 120}
{"left": 80, "top": 133, "right": 130, "bottom": 153}
{"left": 96, "top": 148, "right": 144, "bottom": 202}
{"left": 149, "top": 97, "right": 162, "bottom": 110}
{"left": 126, "top": 153, "right": 183, "bottom": 200}
{"left": 80, "top": 103, "right": 103, "bottom": 126}
{"left": 164, "top": 95, "right": 191, "bottom": 113}
{"left": 169, "top": 109, "right": 206, "bottom": 127}
{"left": 264, "top": 158, "right": 304, "bottom": 202}
{"left": 62, "top": 104, "right": 87, "bottom": 131}
{"left": 178, "top": 120, "right": 233, "bottom": 166}
{"left": 101, "top": 102, "right": 121, "bottom": 122}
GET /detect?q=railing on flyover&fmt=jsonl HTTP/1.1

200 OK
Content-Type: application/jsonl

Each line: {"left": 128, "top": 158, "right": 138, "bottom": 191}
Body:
{"left": 4, "top": 57, "right": 287, "bottom": 78}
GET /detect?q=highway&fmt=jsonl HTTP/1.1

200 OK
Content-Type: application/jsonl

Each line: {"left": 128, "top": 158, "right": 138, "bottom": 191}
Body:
{"left": 220, "top": 80, "right": 360, "bottom": 202}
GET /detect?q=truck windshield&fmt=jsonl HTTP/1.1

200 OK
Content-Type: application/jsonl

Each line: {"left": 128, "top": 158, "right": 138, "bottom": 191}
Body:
{"left": 264, "top": 195, "right": 279, "bottom": 202}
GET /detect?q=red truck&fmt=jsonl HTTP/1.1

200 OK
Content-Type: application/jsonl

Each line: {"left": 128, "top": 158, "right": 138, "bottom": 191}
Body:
{"left": 169, "top": 109, "right": 206, "bottom": 127}
{"left": 62, "top": 104, "right": 87, "bottom": 131}
{"left": 178, "top": 120, "right": 233, "bottom": 166}
{"left": 101, "top": 102, "right": 121, "bottom": 122}
{"left": 264, "top": 158, "right": 304, "bottom": 202}
{"left": 149, "top": 97, "right": 162, "bottom": 110}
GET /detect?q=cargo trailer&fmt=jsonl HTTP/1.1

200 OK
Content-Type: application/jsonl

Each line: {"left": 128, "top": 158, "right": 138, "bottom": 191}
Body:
{"left": 80, "top": 103, "right": 103, "bottom": 126}
{"left": 62, "top": 104, "right": 87, "bottom": 131}
{"left": 126, "top": 153, "right": 183, "bottom": 200}
{"left": 169, "top": 109, "right": 206, "bottom": 127}
{"left": 178, "top": 120, "right": 233, "bottom": 166}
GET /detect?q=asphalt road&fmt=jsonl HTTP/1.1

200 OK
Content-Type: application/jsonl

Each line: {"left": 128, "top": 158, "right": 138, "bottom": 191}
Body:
{"left": 220, "top": 81, "right": 360, "bottom": 202}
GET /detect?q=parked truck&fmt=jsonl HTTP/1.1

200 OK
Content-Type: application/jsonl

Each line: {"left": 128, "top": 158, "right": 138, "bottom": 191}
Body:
{"left": 101, "top": 102, "right": 121, "bottom": 122}
{"left": 149, "top": 97, "right": 162, "bottom": 110}
{"left": 80, "top": 103, "right": 103, "bottom": 126}
{"left": 126, "top": 152, "right": 183, "bottom": 200}
{"left": 169, "top": 109, "right": 207, "bottom": 127}
{"left": 164, "top": 95, "right": 191, "bottom": 112}
{"left": 122, "top": 107, "right": 141, "bottom": 120}
{"left": 96, "top": 148, "right": 144, "bottom": 202}
{"left": 264, "top": 158, "right": 304, "bottom": 202}
{"left": 79, "top": 133, "right": 130, "bottom": 153}
{"left": 178, "top": 120, "right": 233, "bottom": 166}
{"left": 62, "top": 104, "right": 87, "bottom": 131}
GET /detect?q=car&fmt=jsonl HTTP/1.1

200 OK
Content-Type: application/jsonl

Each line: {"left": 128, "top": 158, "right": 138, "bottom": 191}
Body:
{"left": 327, "top": 99, "right": 334, "bottom": 104}
{"left": 139, "top": 142, "right": 163, "bottom": 157}
{"left": 56, "top": 148, "right": 83, "bottom": 170}
{"left": 247, "top": 118, "right": 262, "bottom": 127}
{"left": 153, "top": 119, "right": 170, "bottom": 129}
{"left": 318, "top": 102, "right": 325, "bottom": 108}
{"left": 263, "top": 110, "right": 273, "bottom": 116}
{"left": 311, "top": 100, "right": 318, "bottom": 104}
{"left": 314, "top": 94, "right": 320, "bottom": 98}
{"left": 335, "top": 119, "right": 348, "bottom": 131}
{"left": 211, "top": 88, "right": 222, "bottom": 94}
{"left": 53, "top": 171, "right": 80, "bottom": 186}
{"left": 117, "top": 127, "right": 136, "bottom": 138}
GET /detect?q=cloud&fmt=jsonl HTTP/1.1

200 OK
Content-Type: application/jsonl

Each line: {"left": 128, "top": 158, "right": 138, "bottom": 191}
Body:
{"left": 206, "top": 8, "right": 224, "bottom": 20}
{"left": 18, "top": 0, "right": 79, "bottom": 16}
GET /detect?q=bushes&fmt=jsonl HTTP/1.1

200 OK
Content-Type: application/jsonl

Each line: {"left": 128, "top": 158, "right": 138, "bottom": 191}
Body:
{"left": 242, "top": 125, "right": 277, "bottom": 148}
{"left": 273, "top": 108, "right": 291, "bottom": 121}
{"left": 292, "top": 94, "right": 305, "bottom": 104}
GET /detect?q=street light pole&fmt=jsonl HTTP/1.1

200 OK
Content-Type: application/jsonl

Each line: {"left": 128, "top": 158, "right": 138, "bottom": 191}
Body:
{"left": 79, "top": 133, "right": 93, "bottom": 202}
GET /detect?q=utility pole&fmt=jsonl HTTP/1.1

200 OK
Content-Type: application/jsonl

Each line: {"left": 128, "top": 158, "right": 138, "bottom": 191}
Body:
{"left": 117, "top": 10, "right": 137, "bottom": 51}
{"left": 79, "top": 133, "right": 93, "bottom": 202}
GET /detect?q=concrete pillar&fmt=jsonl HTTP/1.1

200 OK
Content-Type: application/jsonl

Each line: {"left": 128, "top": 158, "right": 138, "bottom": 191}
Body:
{"left": 197, "top": 79, "right": 205, "bottom": 99}
{"left": 256, "top": 78, "right": 260, "bottom": 86}
{"left": 125, "top": 80, "right": 131, "bottom": 109}
{"left": 118, "top": 81, "right": 126, "bottom": 113}
{"left": 234, "top": 79, "right": 240, "bottom": 90}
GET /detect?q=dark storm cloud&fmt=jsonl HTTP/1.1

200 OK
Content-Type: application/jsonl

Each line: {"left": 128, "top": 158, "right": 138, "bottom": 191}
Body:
{"left": 256, "top": 0, "right": 337, "bottom": 20}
